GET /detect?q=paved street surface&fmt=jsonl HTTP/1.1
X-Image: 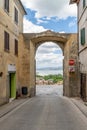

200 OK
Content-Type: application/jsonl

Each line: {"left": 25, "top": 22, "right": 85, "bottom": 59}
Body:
{"left": 36, "top": 85, "right": 63, "bottom": 96}
{"left": 0, "top": 85, "right": 87, "bottom": 130}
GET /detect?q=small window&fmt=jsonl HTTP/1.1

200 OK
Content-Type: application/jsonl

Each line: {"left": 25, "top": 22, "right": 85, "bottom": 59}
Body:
{"left": 83, "top": 0, "right": 86, "bottom": 8}
{"left": 4, "top": 31, "right": 9, "bottom": 51}
{"left": 80, "top": 28, "right": 85, "bottom": 45}
{"left": 15, "top": 39, "right": 18, "bottom": 56}
{"left": 4, "top": 0, "right": 9, "bottom": 12}
{"left": 14, "top": 7, "right": 18, "bottom": 24}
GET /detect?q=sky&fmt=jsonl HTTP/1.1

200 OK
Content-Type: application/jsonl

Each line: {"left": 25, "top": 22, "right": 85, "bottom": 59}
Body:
{"left": 21, "top": 0, "right": 77, "bottom": 75}
{"left": 35, "top": 42, "right": 63, "bottom": 75}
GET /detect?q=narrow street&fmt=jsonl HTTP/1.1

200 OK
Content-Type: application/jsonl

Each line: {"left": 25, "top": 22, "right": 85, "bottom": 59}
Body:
{"left": 0, "top": 85, "right": 87, "bottom": 130}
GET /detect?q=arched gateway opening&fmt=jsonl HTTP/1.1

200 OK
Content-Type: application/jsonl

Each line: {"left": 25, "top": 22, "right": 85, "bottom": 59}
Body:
{"left": 19, "top": 30, "right": 80, "bottom": 97}
{"left": 36, "top": 42, "right": 63, "bottom": 96}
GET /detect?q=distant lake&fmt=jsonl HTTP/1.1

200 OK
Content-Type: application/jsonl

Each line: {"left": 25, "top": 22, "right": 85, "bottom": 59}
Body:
{"left": 36, "top": 69, "right": 63, "bottom": 76}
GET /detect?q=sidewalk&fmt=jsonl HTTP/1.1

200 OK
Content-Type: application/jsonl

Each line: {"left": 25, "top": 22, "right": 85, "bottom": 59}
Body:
{"left": 71, "top": 97, "right": 87, "bottom": 117}
{"left": 0, "top": 98, "right": 29, "bottom": 118}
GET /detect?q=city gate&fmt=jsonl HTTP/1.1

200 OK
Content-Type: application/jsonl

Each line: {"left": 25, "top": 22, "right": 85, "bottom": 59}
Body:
{"left": 18, "top": 30, "right": 80, "bottom": 97}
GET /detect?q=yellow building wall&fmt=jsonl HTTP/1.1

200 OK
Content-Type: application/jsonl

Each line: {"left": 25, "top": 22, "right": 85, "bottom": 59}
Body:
{"left": 0, "top": 0, "right": 25, "bottom": 105}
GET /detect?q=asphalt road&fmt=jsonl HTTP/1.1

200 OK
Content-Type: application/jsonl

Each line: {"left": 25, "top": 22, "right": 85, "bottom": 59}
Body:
{"left": 0, "top": 86, "right": 87, "bottom": 130}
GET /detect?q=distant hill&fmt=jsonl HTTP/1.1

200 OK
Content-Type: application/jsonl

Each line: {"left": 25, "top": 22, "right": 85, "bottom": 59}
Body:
{"left": 37, "top": 67, "right": 63, "bottom": 71}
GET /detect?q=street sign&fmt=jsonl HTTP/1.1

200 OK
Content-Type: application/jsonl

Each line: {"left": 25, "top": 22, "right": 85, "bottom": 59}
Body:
{"left": 69, "top": 66, "right": 75, "bottom": 72}
{"left": 69, "top": 59, "right": 75, "bottom": 65}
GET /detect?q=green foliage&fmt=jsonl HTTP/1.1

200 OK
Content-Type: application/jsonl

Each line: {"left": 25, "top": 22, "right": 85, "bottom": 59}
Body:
{"left": 36, "top": 75, "right": 43, "bottom": 78}
{"left": 43, "top": 74, "right": 63, "bottom": 83}
{"left": 36, "top": 74, "right": 63, "bottom": 83}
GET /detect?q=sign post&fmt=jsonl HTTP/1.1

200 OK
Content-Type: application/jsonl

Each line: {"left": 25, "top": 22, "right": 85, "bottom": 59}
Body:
{"left": 69, "top": 59, "right": 75, "bottom": 73}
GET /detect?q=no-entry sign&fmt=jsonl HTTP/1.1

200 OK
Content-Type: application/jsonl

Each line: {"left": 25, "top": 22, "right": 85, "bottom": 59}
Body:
{"left": 69, "top": 59, "right": 75, "bottom": 65}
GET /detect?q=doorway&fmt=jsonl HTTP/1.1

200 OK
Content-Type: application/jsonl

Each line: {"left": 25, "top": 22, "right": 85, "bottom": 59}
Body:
{"left": 9, "top": 73, "right": 16, "bottom": 98}
{"left": 80, "top": 73, "right": 86, "bottom": 101}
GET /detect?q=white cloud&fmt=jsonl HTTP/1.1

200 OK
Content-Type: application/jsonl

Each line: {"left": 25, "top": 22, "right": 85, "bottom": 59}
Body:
{"left": 37, "top": 19, "right": 48, "bottom": 24}
{"left": 36, "top": 42, "right": 62, "bottom": 54}
{"left": 23, "top": 17, "right": 47, "bottom": 33}
{"left": 21, "top": 0, "right": 77, "bottom": 20}
{"left": 36, "top": 42, "right": 63, "bottom": 69}
{"left": 59, "top": 31, "right": 65, "bottom": 33}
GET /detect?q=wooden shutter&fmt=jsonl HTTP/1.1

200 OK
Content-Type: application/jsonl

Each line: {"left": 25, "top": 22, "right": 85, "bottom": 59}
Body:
{"left": 14, "top": 7, "right": 18, "bottom": 24}
{"left": 81, "top": 28, "right": 85, "bottom": 45}
{"left": 83, "top": 0, "right": 86, "bottom": 8}
{"left": 15, "top": 39, "right": 18, "bottom": 56}
{"left": 4, "top": 31, "right": 9, "bottom": 51}
{"left": 4, "top": 0, "right": 9, "bottom": 12}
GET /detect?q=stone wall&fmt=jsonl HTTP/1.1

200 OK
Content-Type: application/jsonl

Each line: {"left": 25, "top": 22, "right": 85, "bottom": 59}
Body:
{"left": 68, "top": 34, "right": 80, "bottom": 97}
{"left": 18, "top": 34, "right": 31, "bottom": 97}
{"left": 19, "top": 32, "right": 80, "bottom": 98}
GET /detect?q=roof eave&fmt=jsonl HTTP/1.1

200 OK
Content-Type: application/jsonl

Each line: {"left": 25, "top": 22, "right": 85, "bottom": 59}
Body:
{"left": 19, "top": 0, "right": 27, "bottom": 15}
{"left": 69, "top": 0, "right": 77, "bottom": 4}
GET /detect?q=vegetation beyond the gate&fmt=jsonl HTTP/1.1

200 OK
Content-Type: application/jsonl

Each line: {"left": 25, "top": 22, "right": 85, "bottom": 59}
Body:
{"left": 36, "top": 74, "right": 63, "bottom": 84}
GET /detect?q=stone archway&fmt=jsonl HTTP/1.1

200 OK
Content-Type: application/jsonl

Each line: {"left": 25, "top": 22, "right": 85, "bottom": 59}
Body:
{"left": 19, "top": 30, "right": 80, "bottom": 97}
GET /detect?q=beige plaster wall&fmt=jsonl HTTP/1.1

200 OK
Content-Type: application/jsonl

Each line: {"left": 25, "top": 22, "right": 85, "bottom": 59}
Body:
{"left": 0, "top": 0, "right": 25, "bottom": 104}
{"left": 0, "top": 25, "right": 18, "bottom": 104}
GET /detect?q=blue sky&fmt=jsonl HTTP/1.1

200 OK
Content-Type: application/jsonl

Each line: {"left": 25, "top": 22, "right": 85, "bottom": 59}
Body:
{"left": 25, "top": 8, "right": 77, "bottom": 33}
{"left": 21, "top": 0, "right": 77, "bottom": 75}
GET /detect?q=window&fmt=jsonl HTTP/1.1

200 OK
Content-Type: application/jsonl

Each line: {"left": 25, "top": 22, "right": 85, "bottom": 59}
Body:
{"left": 15, "top": 39, "right": 18, "bottom": 56}
{"left": 83, "top": 0, "right": 86, "bottom": 8}
{"left": 4, "top": 0, "right": 9, "bottom": 12}
{"left": 80, "top": 28, "right": 85, "bottom": 45}
{"left": 4, "top": 31, "right": 9, "bottom": 51}
{"left": 14, "top": 7, "right": 18, "bottom": 24}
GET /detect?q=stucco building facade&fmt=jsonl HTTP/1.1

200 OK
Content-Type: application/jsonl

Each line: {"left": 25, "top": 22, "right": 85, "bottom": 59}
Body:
{"left": 0, "top": 0, "right": 26, "bottom": 104}
{"left": 70, "top": 0, "right": 87, "bottom": 100}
